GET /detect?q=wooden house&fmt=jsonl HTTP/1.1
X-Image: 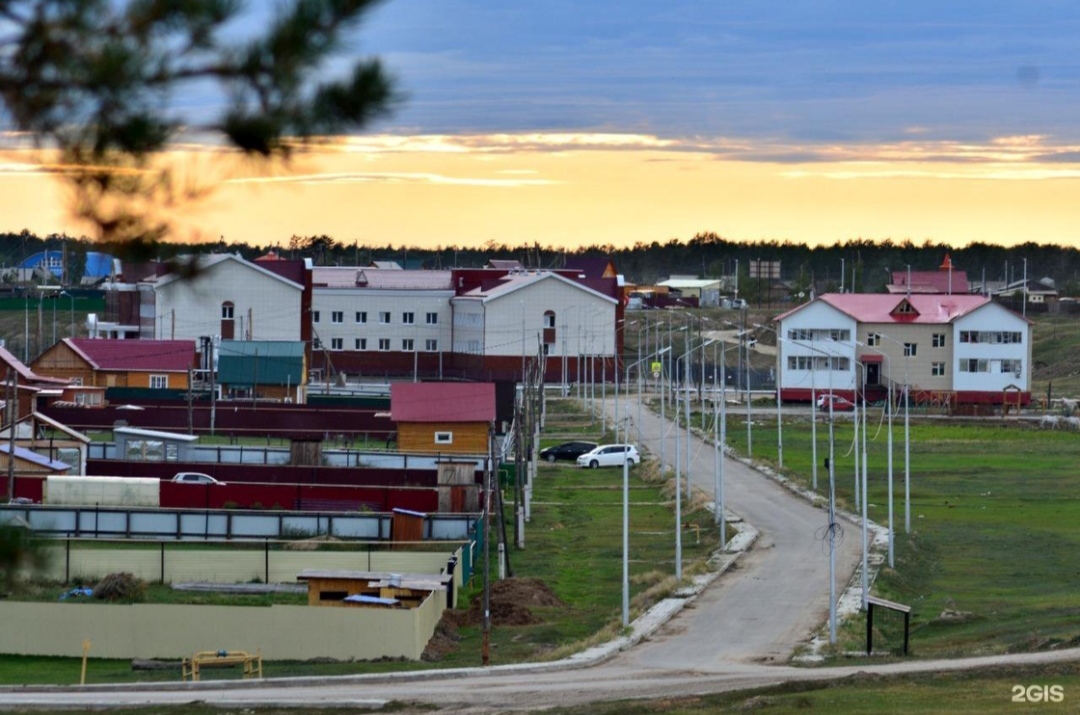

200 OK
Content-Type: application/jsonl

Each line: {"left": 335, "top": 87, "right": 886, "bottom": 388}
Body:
{"left": 297, "top": 569, "right": 451, "bottom": 609}
{"left": 31, "top": 338, "right": 196, "bottom": 390}
{"left": 389, "top": 382, "right": 495, "bottom": 455}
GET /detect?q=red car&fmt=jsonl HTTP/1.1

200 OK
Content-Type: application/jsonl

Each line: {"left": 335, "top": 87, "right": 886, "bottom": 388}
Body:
{"left": 816, "top": 394, "right": 855, "bottom": 411}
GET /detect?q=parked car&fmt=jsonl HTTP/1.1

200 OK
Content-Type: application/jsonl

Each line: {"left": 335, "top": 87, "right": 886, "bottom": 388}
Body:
{"left": 539, "top": 441, "right": 598, "bottom": 463}
{"left": 576, "top": 444, "right": 640, "bottom": 469}
{"left": 816, "top": 394, "right": 855, "bottom": 412}
{"left": 171, "top": 472, "right": 222, "bottom": 485}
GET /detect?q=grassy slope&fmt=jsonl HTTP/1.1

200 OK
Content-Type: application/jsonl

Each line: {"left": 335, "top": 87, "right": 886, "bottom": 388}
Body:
{"left": 717, "top": 414, "right": 1080, "bottom": 658}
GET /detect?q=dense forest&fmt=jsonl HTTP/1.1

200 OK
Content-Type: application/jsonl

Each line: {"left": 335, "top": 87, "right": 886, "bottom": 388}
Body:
{"left": 3, "top": 228, "right": 1080, "bottom": 297}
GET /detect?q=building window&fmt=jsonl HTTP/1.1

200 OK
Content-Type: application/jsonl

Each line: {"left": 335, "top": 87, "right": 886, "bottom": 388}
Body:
{"left": 960, "top": 330, "right": 1023, "bottom": 344}
{"left": 425, "top": 339, "right": 438, "bottom": 351}
{"left": 331, "top": 338, "right": 343, "bottom": 350}
{"left": 829, "top": 329, "right": 850, "bottom": 342}
{"left": 313, "top": 338, "right": 322, "bottom": 349}
{"left": 960, "top": 358, "right": 989, "bottom": 373}
{"left": 331, "top": 311, "right": 343, "bottom": 324}
{"left": 1001, "top": 359, "right": 1022, "bottom": 375}
{"left": 434, "top": 431, "right": 453, "bottom": 445}
{"left": 544, "top": 311, "right": 556, "bottom": 328}
{"left": 379, "top": 338, "right": 390, "bottom": 351}
{"left": 356, "top": 311, "right": 367, "bottom": 323}
{"left": 379, "top": 311, "right": 391, "bottom": 324}
{"left": 70, "top": 377, "right": 83, "bottom": 386}
{"left": 426, "top": 312, "right": 438, "bottom": 325}
{"left": 221, "top": 303, "right": 234, "bottom": 320}
{"left": 932, "top": 333, "right": 946, "bottom": 348}
{"left": 403, "top": 312, "right": 415, "bottom": 325}
{"left": 355, "top": 338, "right": 367, "bottom": 350}
{"left": 542, "top": 343, "right": 550, "bottom": 356}
{"left": 312, "top": 310, "right": 321, "bottom": 323}
{"left": 866, "top": 333, "right": 880, "bottom": 347}
{"left": 149, "top": 374, "right": 168, "bottom": 389}
{"left": 931, "top": 362, "right": 945, "bottom": 376}
{"left": 402, "top": 338, "right": 414, "bottom": 351}
{"left": 903, "top": 343, "right": 917, "bottom": 357}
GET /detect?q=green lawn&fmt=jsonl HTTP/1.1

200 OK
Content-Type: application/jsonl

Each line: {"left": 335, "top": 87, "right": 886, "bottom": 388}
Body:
{"left": 705, "top": 409, "right": 1080, "bottom": 658}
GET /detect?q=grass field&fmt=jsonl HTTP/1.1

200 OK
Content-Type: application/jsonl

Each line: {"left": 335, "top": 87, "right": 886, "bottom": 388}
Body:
{"left": 699, "top": 408, "right": 1080, "bottom": 659}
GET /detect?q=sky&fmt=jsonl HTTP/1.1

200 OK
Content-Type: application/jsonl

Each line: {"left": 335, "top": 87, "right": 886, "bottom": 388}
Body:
{"left": 3, "top": 1, "right": 1080, "bottom": 250}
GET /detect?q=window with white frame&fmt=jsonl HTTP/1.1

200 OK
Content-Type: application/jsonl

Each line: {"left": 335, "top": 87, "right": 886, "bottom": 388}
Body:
{"left": 355, "top": 338, "right": 367, "bottom": 350}
{"left": 904, "top": 342, "right": 917, "bottom": 357}
{"left": 331, "top": 338, "right": 343, "bottom": 350}
{"left": 149, "top": 374, "right": 168, "bottom": 389}
{"left": 313, "top": 338, "right": 322, "bottom": 349}
{"left": 1001, "top": 359, "right": 1022, "bottom": 374}
{"left": 931, "top": 362, "right": 945, "bottom": 376}
{"left": 426, "top": 312, "right": 438, "bottom": 325}
{"left": 932, "top": 333, "right": 946, "bottom": 348}
{"left": 425, "top": 339, "right": 437, "bottom": 351}
{"left": 402, "top": 312, "right": 415, "bottom": 324}
{"left": 543, "top": 344, "right": 550, "bottom": 356}
{"left": 356, "top": 311, "right": 367, "bottom": 323}
{"left": 467, "top": 339, "right": 481, "bottom": 352}
{"left": 379, "top": 311, "right": 391, "bottom": 324}
{"left": 312, "top": 310, "right": 320, "bottom": 323}
{"left": 402, "top": 338, "right": 414, "bottom": 351}
{"left": 434, "top": 431, "right": 453, "bottom": 444}
{"left": 70, "top": 376, "right": 83, "bottom": 386}
{"left": 331, "top": 311, "right": 343, "bottom": 324}
{"left": 378, "top": 338, "right": 390, "bottom": 351}
{"left": 960, "top": 330, "right": 1023, "bottom": 344}
{"left": 544, "top": 311, "right": 556, "bottom": 328}
{"left": 221, "top": 303, "right": 234, "bottom": 320}
{"left": 866, "top": 333, "right": 880, "bottom": 347}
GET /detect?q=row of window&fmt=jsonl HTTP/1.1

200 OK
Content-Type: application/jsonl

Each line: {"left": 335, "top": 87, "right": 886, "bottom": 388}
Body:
{"left": 786, "top": 328, "right": 852, "bottom": 342}
{"left": 866, "top": 333, "right": 942, "bottom": 350}
{"left": 315, "top": 338, "right": 440, "bottom": 352}
{"left": 786, "top": 356, "right": 851, "bottom": 371}
{"left": 959, "top": 331, "right": 1024, "bottom": 344}
{"left": 787, "top": 358, "right": 1023, "bottom": 376}
{"left": 312, "top": 311, "right": 440, "bottom": 325}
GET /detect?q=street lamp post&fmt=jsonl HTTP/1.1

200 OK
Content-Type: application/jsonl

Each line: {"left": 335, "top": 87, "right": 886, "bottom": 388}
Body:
{"left": 877, "top": 332, "right": 913, "bottom": 533}
{"left": 858, "top": 340, "right": 895, "bottom": 567}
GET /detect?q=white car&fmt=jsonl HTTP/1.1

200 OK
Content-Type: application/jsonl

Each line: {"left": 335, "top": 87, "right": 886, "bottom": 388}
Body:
{"left": 576, "top": 444, "right": 640, "bottom": 469}
{"left": 171, "top": 472, "right": 222, "bottom": 485}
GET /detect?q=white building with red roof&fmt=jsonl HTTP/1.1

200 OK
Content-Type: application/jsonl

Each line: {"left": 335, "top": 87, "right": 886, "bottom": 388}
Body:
{"left": 775, "top": 293, "right": 1032, "bottom": 407}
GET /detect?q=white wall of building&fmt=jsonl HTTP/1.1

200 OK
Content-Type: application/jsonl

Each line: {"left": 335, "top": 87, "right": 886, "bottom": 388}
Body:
{"left": 312, "top": 289, "right": 454, "bottom": 354}
{"left": 777, "top": 300, "right": 857, "bottom": 393}
{"left": 482, "top": 278, "right": 616, "bottom": 358}
{"left": 153, "top": 259, "right": 302, "bottom": 341}
{"left": 952, "top": 303, "right": 1031, "bottom": 393}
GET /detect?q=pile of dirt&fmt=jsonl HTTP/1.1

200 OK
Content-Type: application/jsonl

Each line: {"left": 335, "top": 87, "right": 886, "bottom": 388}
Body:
{"left": 422, "top": 578, "right": 565, "bottom": 660}
{"left": 454, "top": 577, "right": 566, "bottom": 628}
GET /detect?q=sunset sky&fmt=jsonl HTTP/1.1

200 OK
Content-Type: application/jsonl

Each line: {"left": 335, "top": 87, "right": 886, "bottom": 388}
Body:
{"left": 3, "top": 1, "right": 1080, "bottom": 250}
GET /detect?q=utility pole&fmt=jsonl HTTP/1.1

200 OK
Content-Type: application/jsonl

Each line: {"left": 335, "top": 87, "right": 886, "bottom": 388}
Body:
{"left": 6, "top": 370, "right": 17, "bottom": 501}
{"left": 481, "top": 425, "right": 493, "bottom": 666}
{"left": 186, "top": 367, "right": 194, "bottom": 435}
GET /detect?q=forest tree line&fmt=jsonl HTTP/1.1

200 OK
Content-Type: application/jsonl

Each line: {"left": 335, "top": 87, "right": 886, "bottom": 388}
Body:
{"left": 3, "top": 229, "right": 1080, "bottom": 296}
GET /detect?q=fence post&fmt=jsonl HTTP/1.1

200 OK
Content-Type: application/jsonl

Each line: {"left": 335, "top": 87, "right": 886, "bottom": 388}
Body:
{"left": 265, "top": 538, "right": 269, "bottom": 583}
{"left": 160, "top": 542, "right": 166, "bottom": 584}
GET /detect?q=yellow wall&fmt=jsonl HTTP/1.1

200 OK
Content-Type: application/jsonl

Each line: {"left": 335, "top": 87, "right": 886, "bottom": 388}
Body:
{"left": 398, "top": 422, "right": 488, "bottom": 454}
{"left": 0, "top": 591, "right": 446, "bottom": 660}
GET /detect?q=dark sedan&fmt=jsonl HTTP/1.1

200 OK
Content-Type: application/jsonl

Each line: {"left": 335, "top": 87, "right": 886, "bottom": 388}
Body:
{"left": 539, "top": 441, "right": 598, "bottom": 463}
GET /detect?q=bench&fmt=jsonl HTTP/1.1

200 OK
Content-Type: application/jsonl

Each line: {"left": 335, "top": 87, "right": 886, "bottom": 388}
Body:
{"left": 181, "top": 650, "right": 262, "bottom": 682}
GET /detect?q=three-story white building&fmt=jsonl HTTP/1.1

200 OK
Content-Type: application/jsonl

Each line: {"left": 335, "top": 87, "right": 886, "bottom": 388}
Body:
{"left": 775, "top": 293, "right": 1032, "bottom": 406}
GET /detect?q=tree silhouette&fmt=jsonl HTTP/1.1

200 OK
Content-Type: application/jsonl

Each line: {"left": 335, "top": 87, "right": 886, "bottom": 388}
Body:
{"left": 0, "top": 0, "right": 398, "bottom": 253}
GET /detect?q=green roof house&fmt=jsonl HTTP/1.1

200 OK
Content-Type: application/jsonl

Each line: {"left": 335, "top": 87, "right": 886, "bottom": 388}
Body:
{"left": 217, "top": 341, "right": 308, "bottom": 403}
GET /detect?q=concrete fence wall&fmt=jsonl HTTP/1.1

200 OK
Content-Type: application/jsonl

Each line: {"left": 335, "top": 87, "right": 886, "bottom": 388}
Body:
{"left": 0, "top": 590, "right": 447, "bottom": 661}
{"left": 39, "top": 546, "right": 464, "bottom": 607}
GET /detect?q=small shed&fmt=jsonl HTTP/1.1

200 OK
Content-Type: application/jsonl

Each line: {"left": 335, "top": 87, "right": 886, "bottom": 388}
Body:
{"left": 0, "top": 444, "right": 70, "bottom": 476}
{"left": 114, "top": 426, "right": 199, "bottom": 463}
{"left": 390, "top": 382, "right": 495, "bottom": 455}
{"left": 296, "top": 569, "right": 450, "bottom": 609}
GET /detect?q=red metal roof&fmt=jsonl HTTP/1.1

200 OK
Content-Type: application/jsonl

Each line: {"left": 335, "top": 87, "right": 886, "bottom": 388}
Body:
{"left": 67, "top": 339, "right": 197, "bottom": 372}
{"left": 390, "top": 382, "right": 496, "bottom": 423}
{"left": 887, "top": 268, "right": 969, "bottom": 294}
{"left": 819, "top": 293, "right": 990, "bottom": 324}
